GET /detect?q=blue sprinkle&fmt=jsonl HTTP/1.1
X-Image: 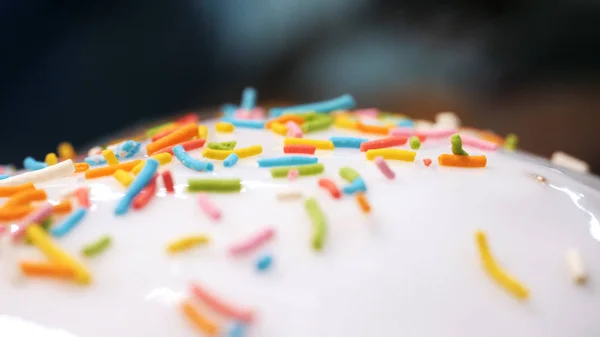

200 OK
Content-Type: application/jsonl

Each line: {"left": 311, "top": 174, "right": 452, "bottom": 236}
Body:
{"left": 23, "top": 157, "right": 48, "bottom": 171}
{"left": 51, "top": 208, "right": 87, "bottom": 237}
{"left": 269, "top": 94, "right": 356, "bottom": 117}
{"left": 0, "top": 174, "right": 8, "bottom": 180}
{"left": 222, "top": 103, "right": 238, "bottom": 118}
{"left": 256, "top": 254, "right": 273, "bottom": 271}
{"left": 342, "top": 178, "right": 367, "bottom": 195}
{"left": 114, "top": 159, "right": 159, "bottom": 216}
{"left": 221, "top": 117, "right": 265, "bottom": 129}
{"left": 84, "top": 155, "right": 106, "bottom": 166}
{"left": 240, "top": 87, "right": 257, "bottom": 110}
{"left": 228, "top": 322, "right": 247, "bottom": 337}
{"left": 223, "top": 153, "right": 239, "bottom": 168}
{"left": 330, "top": 136, "right": 368, "bottom": 149}
{"left": 397, "top": 119, "right": 414, "bottom": 127}
{"left": 173, "top": 145, "right": 214, "bottom": 172}
{"left": 116, "top": 140, "right": 141, "bottom": 159}
{"left": 257, "top": 156, "right": 318, "bottom": 168}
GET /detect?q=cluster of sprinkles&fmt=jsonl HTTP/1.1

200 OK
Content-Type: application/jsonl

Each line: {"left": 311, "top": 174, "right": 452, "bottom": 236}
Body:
{"left": 0, "top": 86, "right": 595, "bottom": 336}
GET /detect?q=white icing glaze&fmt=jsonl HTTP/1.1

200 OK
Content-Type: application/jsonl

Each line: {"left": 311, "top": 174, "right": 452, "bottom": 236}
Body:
{"left": 1, "top": 119, "right": 600, "bottom": 337}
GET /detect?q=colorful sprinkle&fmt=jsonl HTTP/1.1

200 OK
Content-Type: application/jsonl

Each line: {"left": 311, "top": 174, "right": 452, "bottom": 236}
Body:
{"left": 131, "top": 174, "right": 158, "bottom": 210}
{"left": 187, "top": 178, "right": 242, "bottom": 193}
{"left": 283, "top": 144, "right": 316, "bottom": 155}
{"left": 355, "top": 192, "right": 371, "bottom": 213}
{"left": 301, "top": 115, "right": 334, "bottom": 133}
{"left": 438, "top": 154, "right": 487, "bottom": 168}
{"left": 102, "top": 149, "right": 119, "bottom": 165}
{"left": 229, "top": 227, "right": 275, "bottom": 256}
{"left": 270, "top": 163, "right": 324, "bottom": 178}
{"left": 565, "top": 248, "right": 587, "bottom": 285}
{"left": 208, "top": 141, "right": 237, "bottom": 151}
{"left": 270, "top": 122, "right": 288, "bottom": 136}
{"left": 161, "top": 170, "right": 175, "bottom": 193}
{"left": 339, "top": 167, "right": 361, "bottom": 183}
{"left": 284, "top": 137, "right": 334, "bottom": 150}
{"left": 57, "top": 142, "right": 76, "bottom": 160}
{"left": 318, "top": 178, "right": 341, "bottom": 199}
{"left": 167, "top": 235, "right": 210, "bottom": 253}
{"left": 234, "top": 145, "right": 263, "bottom": 158}
{"left": 19, "top": 261, "right": 74, "bottom": 280}
{"left": 475, "top": 230, "right": 528, "bottom": 299}
{"left": 423, "top": 158, "right": 432, "bottom": 166}
{"left": 82, "top": 235, "right": 112, "bottom": 257}
{"left": 258, "top": 156, "right": 318, "bottom": 168}
{"left": 23, "top": 157, "right": 48, "bottom": 171}
{"left": 45, "top": 153, "right": 58, "bottom": 166}
{"left": 356, "top": 121, "right": 390, "bottom": 135}
{"left": 146, "top": 124, "right": 198, "bottom": 155}
{"left": 114, "top": 159, "right": 159, "bottom": 215}
{"left": 256, "top": 253, "right": 273, "bottom": 271}
{"left": 152, "top": 139, "right": 206, "bottom": 156}
{"left": 190, "top": 283, "right": 254, "bottom": 323}
{"left": 216, "top": 121, "right": 235, "bottom": 132}
{"left": 11, "top": 202, "right": 53, "bottom": 242}
{"left": 114, "top": 169, "right": 134, "bottom": 187}
{"left": 373, "top": 156, "right": 395, "bottom": 179}
{"left": 286, "top": 121, "right": 303, "bottom": 138}
{"left": 223, "top": 153, "right": 239, "bottom": 168}
{"left": 451, "top": 134, "right": 469, "bottom": 156}
{"left": 288, "top": 169, "right": 299, "bottom": 180}
{"left": 85, "top": 160, "right": 141, "bottom": 180}
{"left": 227, "top": 322, "right": 247, "bottom": 337}
{"left": 305, "top": 198, "right": 326, "bottom": 251}
{"left": 269, "top": 94, "right": 356, "bottom": 117}
{"left": 360, "top": 136, "right": 407, "bottom": 152}
{"left": 0, "top": 160, "right": 74, "bottom": 186}
{"left": 173, "top": 145, "right": 214, "bottom": 172}
{"left": 197, "top": 193, "right": 221, "bottom": 221}
{"left": 460, "top": 134, "right": 498, "bottom": 151}
{"left": 342, "top": 177, "right": 367, "bottom": 195}
{"left": 330, "top": 136, "right": 368, "bottom": 149}
{"left": 365, "top": 149, "right": 416, "bottom": 162}
{"left": 276, "top": 191, "right": 303, "bottom": 200}
{"left": 551, "top": 151, "right": 589, "bottom": 173}
{"left": 51, "top": 207, "right": 87, "bottom": 238}
{"left": 240, "top": 87, "right": 257, "bottom": 109}
{"left": 181, "top": 300, "right": 219, "bottom": 336}
{"left": 409, "top": 136, "right": 421, "bottom": 150}
{"left": 504, "top": 133, "right": 518, "bottom": 151}
{"left": 220, "top": 118, "right": 265, "bottom": 129}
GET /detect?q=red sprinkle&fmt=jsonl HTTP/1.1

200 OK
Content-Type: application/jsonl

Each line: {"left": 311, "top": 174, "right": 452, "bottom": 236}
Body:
{"left": 162, "top": 170, "right": 175, "bottom": 193}
{"left": 283, "top": 144, "right": 316, "bottom": 155}
{"left": 132, "top": 174, "right": 158, "bottom": 210}
{"left": 176, "top": 113, "right": 199, "bottom": 125}
{"left": 74, "top": 187, "right": 90, "bottom": 208}
{"left": 153, "top": 139, "right": 206, "bottom": 155}
{"left": 423, "top": 158, "right": 432, "bottom": 167}
{"left": 360, "top": 136, "right": 407, "bottom": 152}
{"left": 318, "top": 178, "right": 341, "bottom": 199}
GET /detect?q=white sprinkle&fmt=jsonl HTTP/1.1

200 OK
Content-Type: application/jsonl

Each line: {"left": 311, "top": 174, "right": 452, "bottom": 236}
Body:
{"left": 277, "top": 191, "right": 303, "bottom": 201}
{"left": 0, "top": 160, "right": 75, "bottom": 186}
{"left": 435, "top": 111, "right": 461, "bottom": 129}
{"left": 87, "top": 146, "right": 103, "bottom": 156}
{"left": 551, "top": 151, "right": 589, "bottom": 173}
{"left": 566, "top": 248, "right": 587, "bottom": 285}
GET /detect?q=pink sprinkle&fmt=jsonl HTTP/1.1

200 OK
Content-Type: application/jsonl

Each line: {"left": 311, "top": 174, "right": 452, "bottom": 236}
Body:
{"left": 288, "top": 169, "right": 299, "bottom": 181}
{"left": 229, "top": 227, "right": 275, "bottom": 256}
{"left": 286, "top": 121, "right": 303, "bottom": 138}
{"left": 355, "top": 108, "right": 379, "bottom": 118}
{"left": 250, "top": 108, "right": 265, "bottom": 120}
{"left": 11, "top": 202, "right": 53, "bottom": 242}
{"left": 423, "top": 158, "right": 432, "bottom": 167}
{"left": 235, "top": 108, "right": 252, "bottom": 119}
{"left": 374, "top": 156, "right": 395, "bottom": 179}
{"left": 390, "top": 127, "right": 456, "bottom": 139}
{"left": 459, "top": 134, "right": 499, "bottom": 151}
{"left": 197, "top": 193, "right": 221, "bottom": 221}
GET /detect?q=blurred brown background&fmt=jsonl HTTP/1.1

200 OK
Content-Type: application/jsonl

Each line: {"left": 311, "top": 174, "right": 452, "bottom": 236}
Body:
{"left": 1, "top": 0, "right": 598, "bottom": 170}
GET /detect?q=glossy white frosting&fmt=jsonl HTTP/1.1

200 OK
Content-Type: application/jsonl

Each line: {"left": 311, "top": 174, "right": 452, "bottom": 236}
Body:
{"left": 1, "top": 118, "right": 599, "bottom": 337}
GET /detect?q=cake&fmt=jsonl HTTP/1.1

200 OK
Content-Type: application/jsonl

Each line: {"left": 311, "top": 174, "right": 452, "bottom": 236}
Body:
{"left": 0, "top": 89, "right": 598, "bottom": 337}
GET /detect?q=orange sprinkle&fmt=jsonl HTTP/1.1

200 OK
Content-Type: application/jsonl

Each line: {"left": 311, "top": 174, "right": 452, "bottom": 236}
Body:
{"left": 85, "top": 160, "right": 142, "bottom": 179}
{"left": 265, "top": 114, "right": 305, "bottom": 129}
{"left": 52, "top": 200, "right": 72, "bottom": 215}
{"left": 151, "top": 123, "right": 182, "bottom": 141}
{"left": 0, "top": 206, "right": 33, "bottom": 221}
{"left": 356, "top": 192, "right": 371, "bottom": 214}
{"left": 4, "top": 189, "right": 47, "bottom": 208}
{"left": 20, "top": 261, "right": 74, "bottom": 279}
{"left": 0, "top": 183, "right": 35, "bottom": 197}
{"left": 146, "top": 124, "right": 198, "bottom": 155}
{"left": 181, "top": 300, "right": 219, "bottom": 336}
{"left": 478, "top": 130, "right": 505, "bottom": 145}
{"left": 356, "top": 121, "right": 390, "bottom": 135}
{"left": 74, "top": 162, "right": 90, "bottom": 173}
{"left": 438, "top": 154, "right": 487, "bottom": 168}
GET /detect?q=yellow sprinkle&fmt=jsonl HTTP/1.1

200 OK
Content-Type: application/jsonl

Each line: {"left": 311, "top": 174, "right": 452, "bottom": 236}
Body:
{"left": 203, "top": 148, "right": 233, "bottom": 160}
{"left": 58, "top": 142, "right": 75, "bottom": 160}
{"left": 198, "top": 125, "right": 208, "bottom": 140}
{"left": 235, "top": 145, "right": 262, "bottom": 158}
{"left": 334, "top": 116, "right": 357, "bottom": 130}
{"left": 284, "top": 137, "right": 334, "bottom": 150}
{"left": 216, "top": 122, "right": 234, "bottom": 133}
{"left": 113, "top": 169, "right": 134, "bottom": 187}
{"left": 102, "top": 149, "right": 119, "bottom": 166}
{"left": 45, "top": 153, "right": 58, "bottom": 166}
{"left": 365, "top": 149, "right": 416, "bottom": 162}
{"left": 151, "top": 152, "right": 172, "bottom": 165}
{"left": 26, "top": 224, "right": 91, "bottom": 284}
{"left": 167, "top": 235, "right": 210, "bottom": 253}
{"left": 270, "top": 122, "right": 288, "bottom": 136}
{"left": 132, "top": 161, "right": 146, "bottom": 175}
{"left": 475, "top": 231, "right": 529, "bottom": 299}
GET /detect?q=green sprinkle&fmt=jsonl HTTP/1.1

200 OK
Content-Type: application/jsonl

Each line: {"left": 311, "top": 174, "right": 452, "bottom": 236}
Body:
{"left": 504, "top": 133, "right": 518, "bottom": 151}
{"left": 301, "top": 115, "right": 334, "bottom": 133}
{"left": 283, "top": 111, "right": 318, "bottom": 120}
{"left": 207, "top": 141, "right": 237, "bottom": 151}
{"left": 146, "top": 122, "right": 174, "bottom": 137}
{"left": 451, "top": 134, "right": 469, "bottom": 156}
{"left": 26, "top": 218, "right": 53, "bottom": 245}
{"left": 305, "top": 198, "right": 326, "bottom": 251}
{"left": 82, "top": 235, "right": 111, "bottom": 257}
{"left": 339, "top": 167, "right": 360, "bottom": 183}
{"left": 187, "top": 178, "right": 242, "bottom": 192}
{"left": 409, "top": 136, "right": 421, "bottom": 150}
{"left": 270, "top": 163, "right": 324, "bottom": 178}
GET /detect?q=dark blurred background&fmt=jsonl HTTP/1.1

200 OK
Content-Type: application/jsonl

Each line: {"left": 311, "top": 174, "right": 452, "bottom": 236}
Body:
{"left": 1, "top": 0, "right": 599, "bottom": 170}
